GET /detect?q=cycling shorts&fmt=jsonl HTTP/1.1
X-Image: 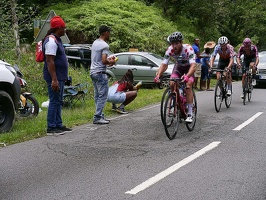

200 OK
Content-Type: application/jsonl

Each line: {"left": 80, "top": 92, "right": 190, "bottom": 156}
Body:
{"left": 171, "top": 67, "right": 195, "bottom": 83}
{"left": 217, "top": 58, "right": 230, "bottom": 70}
{"left": 242, "top": 58, "right": 256, "bottom": 73}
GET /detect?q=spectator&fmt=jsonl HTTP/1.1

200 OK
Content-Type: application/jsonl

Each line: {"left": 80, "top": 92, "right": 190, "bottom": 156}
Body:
{"left": 192, "top": 38, "right": 203, "bottom": 90}
{"left": 107, "top": 69, "right": 138, "bottom": 114}
{"left": 90, "top": 25, "right": 116, "bottom": 125}
{"left": 201, "top": 41, "right": 216, "bottom": 91}
{"left": 43, "top": 16, "right": 72, "bottom": 135}
{"left": 201, "top": 47, "right": 212, "bottom": 90}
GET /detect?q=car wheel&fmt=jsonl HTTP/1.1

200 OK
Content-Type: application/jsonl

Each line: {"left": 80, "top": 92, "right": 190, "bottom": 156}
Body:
{"left": 160, "top": 76, "right": 170, "bottom": 89}
{"left": 0, "top": 91, "right": 15, "bottom": 133}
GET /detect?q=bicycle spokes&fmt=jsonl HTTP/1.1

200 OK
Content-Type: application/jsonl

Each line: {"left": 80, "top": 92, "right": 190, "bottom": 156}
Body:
{"left": 214, "top": 81, "right": 223, "bottom": 112}
{"left": 163, "top": 93, "right": 179, "bottom": 140}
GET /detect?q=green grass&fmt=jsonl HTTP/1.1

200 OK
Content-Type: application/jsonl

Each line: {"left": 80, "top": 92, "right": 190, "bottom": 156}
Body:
{"left": 0, "top": 86, "right": 165, "bottom": 146}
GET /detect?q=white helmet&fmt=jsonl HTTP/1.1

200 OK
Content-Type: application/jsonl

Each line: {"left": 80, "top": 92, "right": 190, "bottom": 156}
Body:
{"left": 218, "top": 36, "right": 228, "bottom": 45}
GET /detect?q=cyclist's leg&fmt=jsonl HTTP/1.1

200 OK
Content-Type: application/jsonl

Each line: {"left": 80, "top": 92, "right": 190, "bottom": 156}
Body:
{"left": 185, "top": 76, "right": 194, "bottom": 122}
{"left": 249, "top": 58, "right": 257, "bottom": 85}
{"left": 241, "top": 61, "right": 249, "bottom": 98}
{"left": 169, "top": 72, "right": 181, "bottom": 92}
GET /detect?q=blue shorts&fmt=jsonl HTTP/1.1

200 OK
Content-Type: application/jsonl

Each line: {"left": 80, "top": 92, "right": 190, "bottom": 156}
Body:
{"left": 201, "top": 65, "right": 210, "bottom": 81}
{"left": 107, "top": 83, "right": 126, "bottom": 104}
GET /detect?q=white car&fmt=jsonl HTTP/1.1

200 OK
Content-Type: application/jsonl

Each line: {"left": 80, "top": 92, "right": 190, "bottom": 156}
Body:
{"left": 255, "top": 51, "right": 266, "bottom": 87}
{"left": 0, "top": 60, "right": 21, "bottom": 132}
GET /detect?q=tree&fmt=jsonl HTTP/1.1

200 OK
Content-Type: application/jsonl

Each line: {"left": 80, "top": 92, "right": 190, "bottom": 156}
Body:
{"left": 0, "top": 0, "right": 38, "bottom": 60}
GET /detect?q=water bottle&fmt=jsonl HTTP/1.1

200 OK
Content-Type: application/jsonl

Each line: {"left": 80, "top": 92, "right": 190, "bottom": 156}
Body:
{"left": 179, "top": 87, "right": 183, "bottom": 97}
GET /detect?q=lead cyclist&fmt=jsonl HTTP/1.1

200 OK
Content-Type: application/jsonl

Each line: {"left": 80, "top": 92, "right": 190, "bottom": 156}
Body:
{"left": 236, "top": 38, "right": 259, "bottom": 99}
{"left": 209, "top": 36, "right": 234, "bottom": 96}
{"left": 154, "top": 31, "right": 196, "bottom": 123}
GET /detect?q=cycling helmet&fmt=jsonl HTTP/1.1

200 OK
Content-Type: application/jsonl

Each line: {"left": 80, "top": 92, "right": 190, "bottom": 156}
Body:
{"left": 169, "top": 31, "right": 184, "bottom": 43}
{"left": 218, "top": 36, "right": 228, "bottom": 45}
{"left": 243, "top": 38, "right": 252, "bottom": 46}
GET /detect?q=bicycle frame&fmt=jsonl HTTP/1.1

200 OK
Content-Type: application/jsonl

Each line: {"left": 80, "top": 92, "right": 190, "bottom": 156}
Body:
{"left": 243, "top": 68, "right": 253, "bottom": 105}
{"left": 170, "top": 78, "right": 187, "bottom": 118}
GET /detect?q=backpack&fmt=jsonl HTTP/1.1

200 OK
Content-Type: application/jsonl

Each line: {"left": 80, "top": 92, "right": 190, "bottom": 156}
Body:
{"left": 35, "top": 35, "right": 57, "bottom": 62}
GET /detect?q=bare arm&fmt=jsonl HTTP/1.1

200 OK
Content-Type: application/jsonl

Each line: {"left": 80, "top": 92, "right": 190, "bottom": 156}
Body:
{"left": 209, "top": 56, "right": 215, "bottom": 67}
{"left": 102, "top": 54, "right": 116, "bottom": 66}
{"left": 186, "top": 63, "right": 196, "bottom": 77}
{"left": 255, "top": 56, "right": 259, "bottom": 66}
{"left": 157, "top": 63, "right": 168, "bottom": 77}
{"left": 236, "top": 57, "right": 241, "bottom": 66}
{"left": 227, "top": 57, "right": 234, "bottom": 69}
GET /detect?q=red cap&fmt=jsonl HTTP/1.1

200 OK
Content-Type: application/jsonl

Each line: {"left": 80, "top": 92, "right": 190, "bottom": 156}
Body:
{"left": 50, "top": 16, "right": 66, "bottom": 29}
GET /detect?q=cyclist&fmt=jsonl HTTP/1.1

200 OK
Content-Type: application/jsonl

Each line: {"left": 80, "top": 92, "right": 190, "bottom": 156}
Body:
{"left": 236, "top": 38, "right": 259, "bottom": 98}
{"left": 210, "top": 36, "right": 235, "bottom": 96}
{"left": 154, "top": 31, "right": 196, "bottom": 123}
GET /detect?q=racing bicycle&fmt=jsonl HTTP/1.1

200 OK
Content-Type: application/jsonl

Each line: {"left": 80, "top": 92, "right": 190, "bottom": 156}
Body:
{"left": 242, "top": 68, "right": 253, "bottom": 105}
{"left": 214, "top": 69, "right": 232, "bottom": 112}
{"left": 162, "top": 78, "right": 197, "bottom": 140}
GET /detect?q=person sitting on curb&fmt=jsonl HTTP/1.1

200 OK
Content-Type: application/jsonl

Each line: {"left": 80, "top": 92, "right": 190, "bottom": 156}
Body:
{"left": 107, "top": 69, "right": 138, "bottom": 114}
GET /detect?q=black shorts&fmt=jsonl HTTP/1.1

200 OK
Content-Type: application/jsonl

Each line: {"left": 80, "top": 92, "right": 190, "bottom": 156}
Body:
{"left": 218, "top": 58, "right": 230, "bottom": 70}
{"left": 242, "top": 58, "right": 256, "bottom": 73}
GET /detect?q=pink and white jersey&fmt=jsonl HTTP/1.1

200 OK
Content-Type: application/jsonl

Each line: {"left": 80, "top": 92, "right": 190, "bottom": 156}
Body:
{"left": 162, "top": 44, "right": 196, "bottom": 72}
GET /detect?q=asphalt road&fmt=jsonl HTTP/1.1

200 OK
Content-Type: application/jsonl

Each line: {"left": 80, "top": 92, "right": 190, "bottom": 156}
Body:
{"left": 1, "top": 81, "right": 266, "bottom": 200}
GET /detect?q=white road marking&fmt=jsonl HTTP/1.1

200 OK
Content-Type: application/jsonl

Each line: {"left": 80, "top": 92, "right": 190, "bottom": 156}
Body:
{"left": 233, "top": 112, "right": 263, "bottom": 131}
{"left": 125, "top": 141, "right": 221, "bottom": 195}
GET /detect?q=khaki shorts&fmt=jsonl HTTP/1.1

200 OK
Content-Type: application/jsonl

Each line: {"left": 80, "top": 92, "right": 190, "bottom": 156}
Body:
{"left": 194, "top": 63, "right": 202, "bottom": 78}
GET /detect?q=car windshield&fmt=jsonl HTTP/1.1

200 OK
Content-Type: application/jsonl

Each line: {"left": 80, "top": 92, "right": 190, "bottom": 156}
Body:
{"left": 259, "top": 52, "right": 266, "bottom": 63}
{"left": 146, "top": 53, "right": 174, "bottom": 64}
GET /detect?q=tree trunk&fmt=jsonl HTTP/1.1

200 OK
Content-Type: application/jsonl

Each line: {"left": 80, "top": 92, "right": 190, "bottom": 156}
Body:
{"left": 10, "top": 0, "right": 21, "bottom": 61}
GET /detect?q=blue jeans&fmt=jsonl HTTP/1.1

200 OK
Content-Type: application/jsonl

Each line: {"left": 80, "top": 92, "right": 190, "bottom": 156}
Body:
{"left": 46, "top": 80, "right": 65, "bottom": 128}
{"left": 90, "top": 73, "right": 109, "bottom": 121}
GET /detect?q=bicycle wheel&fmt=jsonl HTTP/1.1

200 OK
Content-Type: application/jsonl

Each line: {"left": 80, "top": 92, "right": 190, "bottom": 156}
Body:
{"left": 243, "top": 77, "right": 248, "bottom": 105}
{"left": 186, "top": 89, "right": 197, "bottom": 131}
{"left": 160, "top": 87, "right": 170, "bottom": 123}
{"left": 214, "top": 80, "right": 223, "bottom": 112}
{"left": 163, "top": 93, "right": 179, "bottom": 140}
{"left": 225, "top": 82, "right": 232, "bottom": 108}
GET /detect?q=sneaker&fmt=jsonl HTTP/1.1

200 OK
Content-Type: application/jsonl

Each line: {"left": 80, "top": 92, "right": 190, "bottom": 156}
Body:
{"left": 58, "top": 126, "right": 72, "bottom": 132}
{"left": 185, "top": 114, "right": 193, "bottom": 123}
{"left": 227, "top": 90, "right": 232, "bottom": 96}
{"left": 103, "top": 118, "right": 110, "bottom": 122}
{"left": 111, "top": 104, "right": 117, "bottom": 111}
{"left": 252, "top": 79, "right": 256, "bottom": 86}
{"left": 47, "top": 128, "right": 65, "bottom": 136}
{"left": 93, "top": 118, "right": 110, "bottom": 124}
{"left": 240, "top": 93, "right": 244, "bottom": 99}
{"left": 115, "top": 107, "right": 128, "bottom": 114}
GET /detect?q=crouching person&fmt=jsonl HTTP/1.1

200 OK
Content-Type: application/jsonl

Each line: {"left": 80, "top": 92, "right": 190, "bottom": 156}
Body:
{"left": 107, "top": 69, "right": 138, "bottom": 114}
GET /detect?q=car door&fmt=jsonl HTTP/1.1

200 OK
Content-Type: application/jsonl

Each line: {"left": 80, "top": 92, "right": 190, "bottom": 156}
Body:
{"left": 129, "top": 55, "right": 158, "bottom": 83}
{"left": 110, "top": 54, "right": 130, "bottom": 80}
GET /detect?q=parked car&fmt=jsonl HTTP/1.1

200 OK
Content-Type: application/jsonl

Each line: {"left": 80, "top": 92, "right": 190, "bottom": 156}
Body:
{"left": 0, "top": 60, "right": 21, "bottom": 133}
{"left": 64, "top": 44, "right": 92, "bottom": 70}
{"left": 255, "top": 51, "right": 266, "bottom": 87}
{"left": 211, "top": 53, "right": 241, "bottom": 80}
{"left": 107, "top": 52, "right": 175, "bottom": 88}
